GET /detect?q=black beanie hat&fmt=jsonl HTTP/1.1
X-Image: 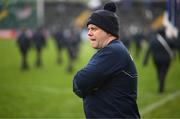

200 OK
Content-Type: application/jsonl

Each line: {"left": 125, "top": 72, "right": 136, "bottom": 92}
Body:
{"left": 87, "top": 2, "right": 119, "bottom": 38}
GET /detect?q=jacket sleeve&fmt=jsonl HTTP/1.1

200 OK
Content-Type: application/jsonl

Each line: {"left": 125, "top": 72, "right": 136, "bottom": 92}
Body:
{"left": 73, "top": 47, "right": 127, "bottom": 98}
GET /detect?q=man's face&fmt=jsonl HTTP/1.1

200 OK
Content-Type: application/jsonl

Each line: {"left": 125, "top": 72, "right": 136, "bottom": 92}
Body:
{"left": 87, "top": 24, "right": 109, "bottom": 49}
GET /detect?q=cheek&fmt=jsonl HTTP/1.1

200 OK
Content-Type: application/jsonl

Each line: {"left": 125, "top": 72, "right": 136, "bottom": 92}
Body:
{"left": 95, "top": 34, "right": 104, "bottom": 43}
{"left": 96, "top": 31, "right": 106, "bottom": 39}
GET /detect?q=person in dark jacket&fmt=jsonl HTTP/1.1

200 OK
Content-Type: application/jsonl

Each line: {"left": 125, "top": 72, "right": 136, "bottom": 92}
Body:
{"left": 53, "top": 28, "right": 65, "bottom": 64}
{"left": 73, "top": 2, "right": 140, "bottom": 118}
{"left": 16, "top": 28, "right": 31, "bottom": 70}
{"left": 64, "top": 26, "right": 81, "bottom": 73}
{"left": 32, "top": 27, "right": 46, "bottom": 67}
{"left": 143, "top": 27, "right": 174, "bottom": 93}
{"left": 133, "top": 32, "right": 145, "bottom": 58}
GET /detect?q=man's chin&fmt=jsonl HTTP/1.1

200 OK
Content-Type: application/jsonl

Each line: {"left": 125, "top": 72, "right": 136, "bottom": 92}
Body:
{"left": 92, "top": 46, "right": 99, "bottom": 49}
{"left": 91, "top": 45, "right": 98, "bottom": 49}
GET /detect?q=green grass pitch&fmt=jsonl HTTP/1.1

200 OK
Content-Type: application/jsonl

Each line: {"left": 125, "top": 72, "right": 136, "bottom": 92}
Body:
{"left": 0, "top": 38, "right": 180, "bottom": 118}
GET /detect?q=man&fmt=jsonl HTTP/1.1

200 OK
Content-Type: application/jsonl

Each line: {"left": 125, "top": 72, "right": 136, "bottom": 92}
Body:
{"left": 16, "top": 28, "right": 31, "bottom": 70}
{"left": 143, "top": 27, "right": 174, "bottom": 93}
{"left": 73, "top": 2, "right": 140, "bottom": 118}
{"left": 32, "top": 27, "right": 46, "bottom": 67}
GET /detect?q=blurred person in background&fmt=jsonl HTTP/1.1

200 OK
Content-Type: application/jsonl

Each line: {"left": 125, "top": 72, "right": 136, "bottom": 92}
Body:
{"left": 52, "top": 27, "right": 65, "bottom": 64}
{"left": 32, "top": 27, "right": 46, "bottom": 67}
{"left": 143, "top": 27, "right": 176, "bottom": 93}
{"left": 16, "top": 28, "right": 31, "bottom": 70}
{"left": 121, "top": 35, "right": 131, "bottom": 50}
{"left": 73, "top": 2, "right": 140, "bottom": 118}
{"left": 64, "top": 26, "right": 81, "bottom": 73}
{"left": 133, "top": 32, "right": 145, "bottom": 58}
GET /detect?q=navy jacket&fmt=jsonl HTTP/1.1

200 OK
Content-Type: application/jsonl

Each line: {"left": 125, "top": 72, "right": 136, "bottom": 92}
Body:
{"left": 17, "top": 32, "right": 31, "bottom": 54}
{"left": 73, "top": 40, "right": 140, "bottom": 118}
{"left": 143, "top": 29, "right": 174, "bottom": 65}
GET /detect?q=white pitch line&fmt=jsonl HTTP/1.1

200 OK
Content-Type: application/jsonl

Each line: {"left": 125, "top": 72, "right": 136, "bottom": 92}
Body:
{"left": 140, "top": 90, "right": 180, "bottom": 115}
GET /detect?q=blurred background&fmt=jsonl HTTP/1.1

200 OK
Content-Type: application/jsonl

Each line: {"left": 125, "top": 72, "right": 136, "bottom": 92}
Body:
{"left": 0, "top": 0, "right": 180, "bottom": 118}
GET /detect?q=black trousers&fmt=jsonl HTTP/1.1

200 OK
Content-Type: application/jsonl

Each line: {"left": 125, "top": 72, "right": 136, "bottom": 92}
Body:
{"left": 20, "top": 49, "right": 29, "bottom": 70}
{"left": 154, "top": 60, "right": 170, "bottom": 93}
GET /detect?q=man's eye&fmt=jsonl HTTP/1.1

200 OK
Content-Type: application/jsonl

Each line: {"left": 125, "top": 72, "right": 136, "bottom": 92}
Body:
{"left": 92, "top": 27, "right": 97, "bottom": 31}
{"left": 87, "top": 27, "right": 97, "bottom": 31}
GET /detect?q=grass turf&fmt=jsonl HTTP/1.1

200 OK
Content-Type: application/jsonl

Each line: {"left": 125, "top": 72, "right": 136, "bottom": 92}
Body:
{"left": 0, "top": 39, "right": 180, "bottom": 118}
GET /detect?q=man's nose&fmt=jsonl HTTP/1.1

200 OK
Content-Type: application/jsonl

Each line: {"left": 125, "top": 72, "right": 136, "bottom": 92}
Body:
{"left": 88, "top": 30, "right": 92, "bottom": 36}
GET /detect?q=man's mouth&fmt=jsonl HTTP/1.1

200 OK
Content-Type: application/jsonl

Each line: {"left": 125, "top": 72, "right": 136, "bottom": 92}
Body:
{"left": 90, "top": 39, "right": 96, "bottom": 41}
